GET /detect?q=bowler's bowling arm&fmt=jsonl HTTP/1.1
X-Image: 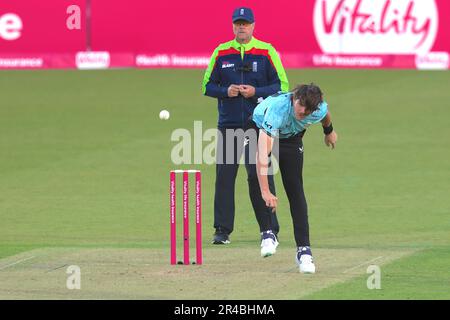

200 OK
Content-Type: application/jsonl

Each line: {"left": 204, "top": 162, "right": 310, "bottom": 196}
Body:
{"left": 256, "top": 130, "right": 274, "bottom": 196}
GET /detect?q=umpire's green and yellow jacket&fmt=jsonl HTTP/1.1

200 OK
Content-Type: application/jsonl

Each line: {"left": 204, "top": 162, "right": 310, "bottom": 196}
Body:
{"left": 202, "top": 37, "right": 289, "bottom": 128}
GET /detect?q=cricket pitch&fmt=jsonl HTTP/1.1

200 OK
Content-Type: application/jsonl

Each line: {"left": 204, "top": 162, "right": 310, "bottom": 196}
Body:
{"left": 0, "top": 247, "right": 416, "bottom": 299}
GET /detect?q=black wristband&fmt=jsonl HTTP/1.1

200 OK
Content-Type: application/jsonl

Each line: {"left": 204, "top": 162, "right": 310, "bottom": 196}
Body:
{"left": 323, "top": 123, "right": 333, "bottom": 135}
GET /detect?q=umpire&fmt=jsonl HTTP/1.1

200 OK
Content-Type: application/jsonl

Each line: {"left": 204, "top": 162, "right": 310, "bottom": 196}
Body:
{"left": 202, "top": 7, "right": 289, "bottom": 244}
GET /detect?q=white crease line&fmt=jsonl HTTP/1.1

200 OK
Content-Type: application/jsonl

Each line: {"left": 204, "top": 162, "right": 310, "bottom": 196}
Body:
{"left": 343, "top": 256, "right": 383, "bottom": 274}
{"left": 0, "top": 256, "right": 36, "bottom": 271}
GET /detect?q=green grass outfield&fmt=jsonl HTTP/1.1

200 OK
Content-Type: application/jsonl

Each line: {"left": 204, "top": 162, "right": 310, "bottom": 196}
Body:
{"left": 0, "top": 69, "right": 449, "bottom": 299}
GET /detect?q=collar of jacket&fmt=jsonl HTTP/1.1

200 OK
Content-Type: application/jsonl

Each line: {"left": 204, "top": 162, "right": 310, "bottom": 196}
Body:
{"left": 231, "top": 37, "right": 259, "bottom": 57}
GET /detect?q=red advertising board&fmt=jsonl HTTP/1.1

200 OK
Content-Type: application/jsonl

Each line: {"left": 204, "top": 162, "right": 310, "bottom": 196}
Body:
{"left": 0, "top": 0, "right": 85, "bottom": 68}
{"left": 0, "top": 0, "right": 449, "bottom": 69}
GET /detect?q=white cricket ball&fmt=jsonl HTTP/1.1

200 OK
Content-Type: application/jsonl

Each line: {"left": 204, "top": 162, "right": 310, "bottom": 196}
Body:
{"left": 159, "top": 109, "right": 170, "bottom": 120}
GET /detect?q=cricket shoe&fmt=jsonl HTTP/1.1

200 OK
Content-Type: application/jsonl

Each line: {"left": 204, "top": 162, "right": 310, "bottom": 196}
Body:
{"left": 212, "top": 230, "right": 230, "bottom": 244}
{"left": 296, "top": 246, "right": 316, "bottom": 274}
{"left": 260, "top": 230, "right": 279, "bottom": 257}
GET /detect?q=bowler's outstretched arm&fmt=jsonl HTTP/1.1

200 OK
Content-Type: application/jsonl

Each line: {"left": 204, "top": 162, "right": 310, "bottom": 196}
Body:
{"left": 256, "top": 130, "right": 278, "bottom": 211}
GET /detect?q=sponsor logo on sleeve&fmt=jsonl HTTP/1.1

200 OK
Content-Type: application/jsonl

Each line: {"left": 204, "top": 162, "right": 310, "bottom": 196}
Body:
{"left": 222, "top": 61, "right": 234, "bottom": 68}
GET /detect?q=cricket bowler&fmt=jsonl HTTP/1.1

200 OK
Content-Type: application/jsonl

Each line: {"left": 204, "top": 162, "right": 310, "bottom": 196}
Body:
{"left": 249, "top": 83, "right": 338, "bottom": 273}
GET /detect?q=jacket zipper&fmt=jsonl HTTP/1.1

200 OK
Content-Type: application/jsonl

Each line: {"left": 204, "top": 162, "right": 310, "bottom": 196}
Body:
{"left": 241, "top": 46, "right": 245, "bottom": 127}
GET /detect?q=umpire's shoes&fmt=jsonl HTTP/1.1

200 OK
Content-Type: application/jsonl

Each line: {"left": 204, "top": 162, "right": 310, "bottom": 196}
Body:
{"left": 296, "top": 246, "right": 316, "bottom": 274}
{"left": 260, "top": 230, "right": 279, "bottom": 257}
{"left": 212, "top": 230, "right": 230, "bottom": 244}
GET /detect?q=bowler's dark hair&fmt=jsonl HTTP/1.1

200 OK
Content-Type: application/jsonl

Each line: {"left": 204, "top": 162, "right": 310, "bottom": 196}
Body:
{"left": 292, "top": 83, "right": 323, "bottom": 113}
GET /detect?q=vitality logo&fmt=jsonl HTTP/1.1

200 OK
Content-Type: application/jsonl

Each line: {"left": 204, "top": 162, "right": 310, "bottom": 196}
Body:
{"left": 0, "top": 13, "right": 22, "bottom": 41}
{"left": 313, "top": 0, "right": 438, "bottom": 54}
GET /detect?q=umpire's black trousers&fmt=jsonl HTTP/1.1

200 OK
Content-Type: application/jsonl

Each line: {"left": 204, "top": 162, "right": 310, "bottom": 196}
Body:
{"left": 214, "top": 126, "right": 280, "bottom": 235}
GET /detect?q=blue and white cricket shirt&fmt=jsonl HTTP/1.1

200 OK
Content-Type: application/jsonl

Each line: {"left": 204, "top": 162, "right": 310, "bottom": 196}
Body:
{"left": 252, "top": 92, "right": 328, "bottom": 138}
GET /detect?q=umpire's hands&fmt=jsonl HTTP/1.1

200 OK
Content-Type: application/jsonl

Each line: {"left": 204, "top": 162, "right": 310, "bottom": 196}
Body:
{"left": 228, "top": 84, "right": 240, "bottom": 97}
{"left": 262, "top": 190, "right": 278, "bottom": 212}
{"left": 239, "top": 85, "right": 256, "bottom": 98}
